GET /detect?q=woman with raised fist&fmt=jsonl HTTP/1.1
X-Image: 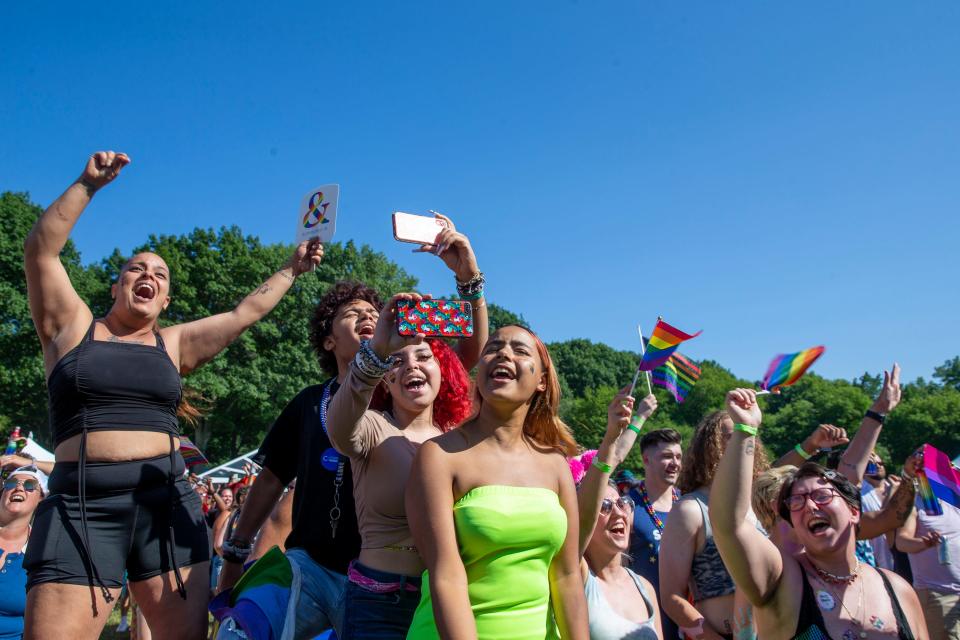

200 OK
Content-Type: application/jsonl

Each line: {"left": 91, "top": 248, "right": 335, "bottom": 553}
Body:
{"left": 22, "top": 152, "right": 322, "bottom": 639}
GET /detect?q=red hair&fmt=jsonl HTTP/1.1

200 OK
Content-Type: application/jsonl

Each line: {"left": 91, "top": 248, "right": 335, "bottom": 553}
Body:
{"left": 370, "top": 338, "right": 473, "bottom": 431}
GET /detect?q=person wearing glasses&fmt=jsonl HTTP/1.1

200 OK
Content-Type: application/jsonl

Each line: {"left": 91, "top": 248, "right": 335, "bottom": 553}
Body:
{"left": 0, "top": 466, "right": 46, "bottom": 640}
{"left": 570, "top": 388, "right": 662, "bottom": 640}
{"left": 710, "top": 388, "right": 927, "bottom": 640}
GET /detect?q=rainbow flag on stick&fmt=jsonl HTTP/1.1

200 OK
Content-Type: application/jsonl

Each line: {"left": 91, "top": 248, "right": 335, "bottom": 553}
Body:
{"left": 760, "top": 346, "right": 825, "bottom": 392}
{"left": 638, "top": 319, "right": 702, "bottom": 372}
{"left": 652, "top": 353, "right": 701, "bottom": 404}
{"left": 179, "top": 437, "right": 209, "bottom": 468}
{"left": 918, "top": 444, "right": 960, "bottom": 515}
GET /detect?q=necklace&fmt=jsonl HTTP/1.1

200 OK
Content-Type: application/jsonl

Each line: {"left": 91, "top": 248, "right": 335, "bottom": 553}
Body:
{"left": 808, "top": 561, "right": 869, "bottom": 639}
{"left": 318, "top": 379, "right": 346, "bottom": 539}
{"left": 638, "top": 480, "right": 679, "bottom": 532}
{"left": 810, "top": 557, "right": 861, "bottom": 585}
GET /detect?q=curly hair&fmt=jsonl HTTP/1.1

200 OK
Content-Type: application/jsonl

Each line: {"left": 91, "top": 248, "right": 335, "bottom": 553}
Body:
{"left": 678, "top": 410, "right": 771, "bottom": 493}
{"left": 475, "top": 325, "right": 579, "bottom": 457}
{"left": 369, "top": 338, "right": 473, "bottom": 431}
{"left": 309, "top": 281, "right": 383, "bottom": 376}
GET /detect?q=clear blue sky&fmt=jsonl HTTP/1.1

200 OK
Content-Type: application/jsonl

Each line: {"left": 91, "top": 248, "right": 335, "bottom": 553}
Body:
{"left": 3, "top": 2, "right": 958, "bottom": 384}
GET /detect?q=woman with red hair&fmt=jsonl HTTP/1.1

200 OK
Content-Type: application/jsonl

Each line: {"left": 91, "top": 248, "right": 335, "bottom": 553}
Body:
{"left": 326, "top": 219, "right": 486, "bottom": 639}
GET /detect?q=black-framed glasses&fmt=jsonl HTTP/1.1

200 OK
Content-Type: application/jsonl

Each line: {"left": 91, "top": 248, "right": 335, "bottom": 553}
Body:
{"left": 600, "top": 496, "right": 635, "bottom": 516}
{"left": 785, "top": 487, "right": 840, "bottom": 512}
{"left": 3, "top": 478, "right": 39, "bottom": 493}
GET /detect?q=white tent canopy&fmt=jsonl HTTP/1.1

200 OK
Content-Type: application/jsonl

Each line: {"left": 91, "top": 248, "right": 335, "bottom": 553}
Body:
{"left": 21, "top": 438, "right": 55, "bottom": 462}
{"left": 197, "top": 449, "right": 260, "bottom": 484}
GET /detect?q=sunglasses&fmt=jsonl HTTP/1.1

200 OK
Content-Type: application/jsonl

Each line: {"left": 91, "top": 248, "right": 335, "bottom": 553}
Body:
{"left": 784, "top": 487, "right": 841, "bottom": 512}
{"left": 600, "top": 496, "right": 635, "bottom": 516}
{"left": 3, "top": 478, "right": 39, "bottom": 493}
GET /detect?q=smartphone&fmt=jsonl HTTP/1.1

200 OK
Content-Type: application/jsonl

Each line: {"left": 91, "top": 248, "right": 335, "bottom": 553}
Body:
{"left": 393, "top": 212, "right": 447, "bottom": 245}
{"left": 396, "top": 299, "right": 474, "bottom": 338}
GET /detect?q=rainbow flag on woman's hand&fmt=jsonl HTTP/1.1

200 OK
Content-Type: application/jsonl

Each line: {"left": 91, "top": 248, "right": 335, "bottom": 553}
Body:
{"left": 760, "top": 346, "right": 825, "bottom": 392}
{"left": 639, "top": 319, "right": 702, "bottom": 372}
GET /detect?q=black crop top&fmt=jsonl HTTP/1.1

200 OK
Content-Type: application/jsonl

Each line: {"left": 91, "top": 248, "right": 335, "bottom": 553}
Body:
{"left": 47, "top": 320, "right": 182, "bottom": 446}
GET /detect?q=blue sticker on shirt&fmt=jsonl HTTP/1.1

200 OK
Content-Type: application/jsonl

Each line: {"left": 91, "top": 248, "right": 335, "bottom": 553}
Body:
{"left": 320, "top": 447, "right": 340, "bottom": 472}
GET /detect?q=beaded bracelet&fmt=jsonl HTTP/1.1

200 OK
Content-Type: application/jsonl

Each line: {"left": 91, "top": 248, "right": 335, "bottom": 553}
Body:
{"left": 794, "top": 443, "right": 814, "bottom": 460}
{"left": 355, "top": 340, "right": 396, "bottom": 378}
{"left": 592, "top": 458, "right": 613, "bottom": 474}
{"left": 456, "top": 271, "right": 485, "bottom": 299}
{"left": 733, "top": 423, "right": 758, "bottom": 437}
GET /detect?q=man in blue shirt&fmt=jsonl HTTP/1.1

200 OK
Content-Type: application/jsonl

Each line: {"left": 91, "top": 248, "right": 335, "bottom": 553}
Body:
{"left": 628, "top": 429, "right": 683, "bottom": 639}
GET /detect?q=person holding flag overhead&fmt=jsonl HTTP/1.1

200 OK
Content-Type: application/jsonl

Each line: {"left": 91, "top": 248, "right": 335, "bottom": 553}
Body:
{"left": 711, "top": 388, "right": 927, "bottom": 640}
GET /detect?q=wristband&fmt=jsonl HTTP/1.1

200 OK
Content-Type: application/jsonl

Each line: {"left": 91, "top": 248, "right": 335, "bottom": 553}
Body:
{"left": 733, "top": 423, "right": 758, "bottom": 437}
{"left": 865, "top": 409, "right": 886, "bottom": 424}
{"left": 221, "top": 538, "right": 253, "bottom": 564}
{"left": 592, "top": 458, "right": 613, "bottom": 474}
{"left": 627, "top": 414, "right": 646, "bottom": 435}
{"left": 456, "top": 271, "right": 485, "bottom": 299}
{"left": 794, "top": 443, "right": 814, "bottom": 460}
{"left": 355, "top": 340, "right": 397, "bottom": 378}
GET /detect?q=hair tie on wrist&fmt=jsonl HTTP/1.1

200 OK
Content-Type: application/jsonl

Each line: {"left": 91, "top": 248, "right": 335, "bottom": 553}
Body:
{"left": 734, "top": 423, "right": 758, "bottom": 437}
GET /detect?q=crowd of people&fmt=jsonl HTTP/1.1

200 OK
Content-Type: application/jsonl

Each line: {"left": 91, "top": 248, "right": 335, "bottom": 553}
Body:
{"left": 1, "top": 151, "right": 957, "bottom": 640}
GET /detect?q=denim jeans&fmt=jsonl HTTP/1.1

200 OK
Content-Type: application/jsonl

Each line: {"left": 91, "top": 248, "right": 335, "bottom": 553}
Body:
{"left": 343, "top": 562, "right": 422, "bottom": 639}
{"left": 215, "top": 548, "right": 346, "bottom": 640}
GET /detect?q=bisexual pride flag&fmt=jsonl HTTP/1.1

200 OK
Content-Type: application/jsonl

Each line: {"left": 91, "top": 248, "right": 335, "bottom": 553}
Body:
{"left": 639, "top": 319, "right": 702, "bottom": 372}
{"left": 918, "top": 444, "right": 960, "bottom": 516}
{"left": 652, "top": 353, "right": 701, "bottom": 404}
{"left": 761, "top": 346, "right": 825, "bottom": 392}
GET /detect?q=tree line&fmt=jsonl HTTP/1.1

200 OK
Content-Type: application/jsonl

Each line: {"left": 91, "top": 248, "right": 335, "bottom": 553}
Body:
{"left": 3, "top": 191, "right": 958, "bottom": 473}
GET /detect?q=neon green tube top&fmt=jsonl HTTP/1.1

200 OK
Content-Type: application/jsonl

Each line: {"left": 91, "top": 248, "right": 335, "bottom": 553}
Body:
{"left": 406, "top": 485, "right": 567, "bottom": 640}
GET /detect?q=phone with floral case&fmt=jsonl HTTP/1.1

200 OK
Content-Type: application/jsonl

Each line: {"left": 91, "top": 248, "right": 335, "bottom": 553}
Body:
{"left": 396, "top": 299, "right": 474, "bottom": 338}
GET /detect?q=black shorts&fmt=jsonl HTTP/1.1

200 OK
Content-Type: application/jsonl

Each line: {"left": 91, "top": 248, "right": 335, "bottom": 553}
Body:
{"left": 24, "top": 453, "right": 211, "bottom": 590}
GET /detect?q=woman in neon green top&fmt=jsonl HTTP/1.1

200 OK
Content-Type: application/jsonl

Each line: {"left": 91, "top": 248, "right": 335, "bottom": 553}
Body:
{"left": 405, "top": 325, "right": 589, "bottom": 640}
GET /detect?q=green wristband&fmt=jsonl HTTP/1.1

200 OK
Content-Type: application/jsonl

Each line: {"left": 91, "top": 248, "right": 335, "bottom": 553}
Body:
{"left": 592, "top": 458, "right": 613, "bottom": 474}
{"left": 794, "top": 443, "right": 813, "bottom": 460}
{"left": 628, "top": 415, "right": 646, "bottom": 435}
{"left": 734, "top": 423, "right": 758, "bottom": 437}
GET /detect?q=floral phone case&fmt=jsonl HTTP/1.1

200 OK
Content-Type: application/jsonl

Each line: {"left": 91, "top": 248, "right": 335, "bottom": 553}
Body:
{"left": 396, "top": 299, "right": 474, "bottom": 338}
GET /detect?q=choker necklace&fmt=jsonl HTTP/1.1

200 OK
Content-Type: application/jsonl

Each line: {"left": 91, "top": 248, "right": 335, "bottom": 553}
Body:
{"left": 810, "top": 557, "right": 861, "bottom": 585}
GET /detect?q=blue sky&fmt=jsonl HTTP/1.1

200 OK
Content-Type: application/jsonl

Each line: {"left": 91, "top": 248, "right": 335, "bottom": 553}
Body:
{"left": 3, "top": 2, "right": 958, "bottom": 384}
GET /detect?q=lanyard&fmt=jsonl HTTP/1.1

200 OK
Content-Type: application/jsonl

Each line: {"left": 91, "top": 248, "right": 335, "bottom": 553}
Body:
{"left": 319, "top": 379, "right": 346, "bottom": 539}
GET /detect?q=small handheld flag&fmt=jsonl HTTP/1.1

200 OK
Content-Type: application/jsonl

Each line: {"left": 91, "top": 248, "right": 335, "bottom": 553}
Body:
{"left": 760, "top": 346, "right": 825, "bottom": 392}
{"left": 918, "top": 444, "right": 960, "bottom": 515}
{"left": 638, "top": 319, "right": 702, "bottom": 372}
{"left": 178, "top": 437, "right": 209, "bottom": 469}
{"left": 652, "top": 353, "right": 701, "bottom": 404}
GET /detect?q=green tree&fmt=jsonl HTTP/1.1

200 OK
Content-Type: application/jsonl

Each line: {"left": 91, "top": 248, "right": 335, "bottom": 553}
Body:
{"left": 934, "top": 357, "right": 960, "bottom": 391}
{"left": 0, "top": 192, "right": 103, "bottom": 439}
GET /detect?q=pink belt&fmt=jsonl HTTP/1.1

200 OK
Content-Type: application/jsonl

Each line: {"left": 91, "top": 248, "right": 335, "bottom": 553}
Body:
{"left": 347, "top": 560, "right": 420, "bottom": 593}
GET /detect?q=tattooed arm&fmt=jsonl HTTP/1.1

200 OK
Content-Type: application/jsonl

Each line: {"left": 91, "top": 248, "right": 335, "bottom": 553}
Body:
{"left": 860, "top": 470, "right": 916, "bottom": 539}
{"left": 166, "top": 239, "right": 323, "bottom": 374}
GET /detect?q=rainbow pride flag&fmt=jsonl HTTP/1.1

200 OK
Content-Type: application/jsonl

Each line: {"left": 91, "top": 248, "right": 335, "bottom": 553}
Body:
{"left": 760, "top": 346, "right": 825, "bottom": 392}
{"left": 652, "top": 353, "right": 701, "bottom": 403}
{"left": 178, "top": 437, "right": 209, "bottom": 468}
{"left": 918, "top": 444, "right": 960, "bottom": 515}
{"left": 639, "top": 319, "right": 702, "bottom": 372}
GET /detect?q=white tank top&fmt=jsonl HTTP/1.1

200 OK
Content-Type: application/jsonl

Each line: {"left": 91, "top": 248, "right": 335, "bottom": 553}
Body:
{"left": 584, "top": 568, "right": 659, "bottom": 640}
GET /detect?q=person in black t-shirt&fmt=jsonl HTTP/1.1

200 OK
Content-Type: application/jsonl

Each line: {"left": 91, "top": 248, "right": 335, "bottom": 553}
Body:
{"left": 215, "top": 280, "right": 382, "bottom": 639}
